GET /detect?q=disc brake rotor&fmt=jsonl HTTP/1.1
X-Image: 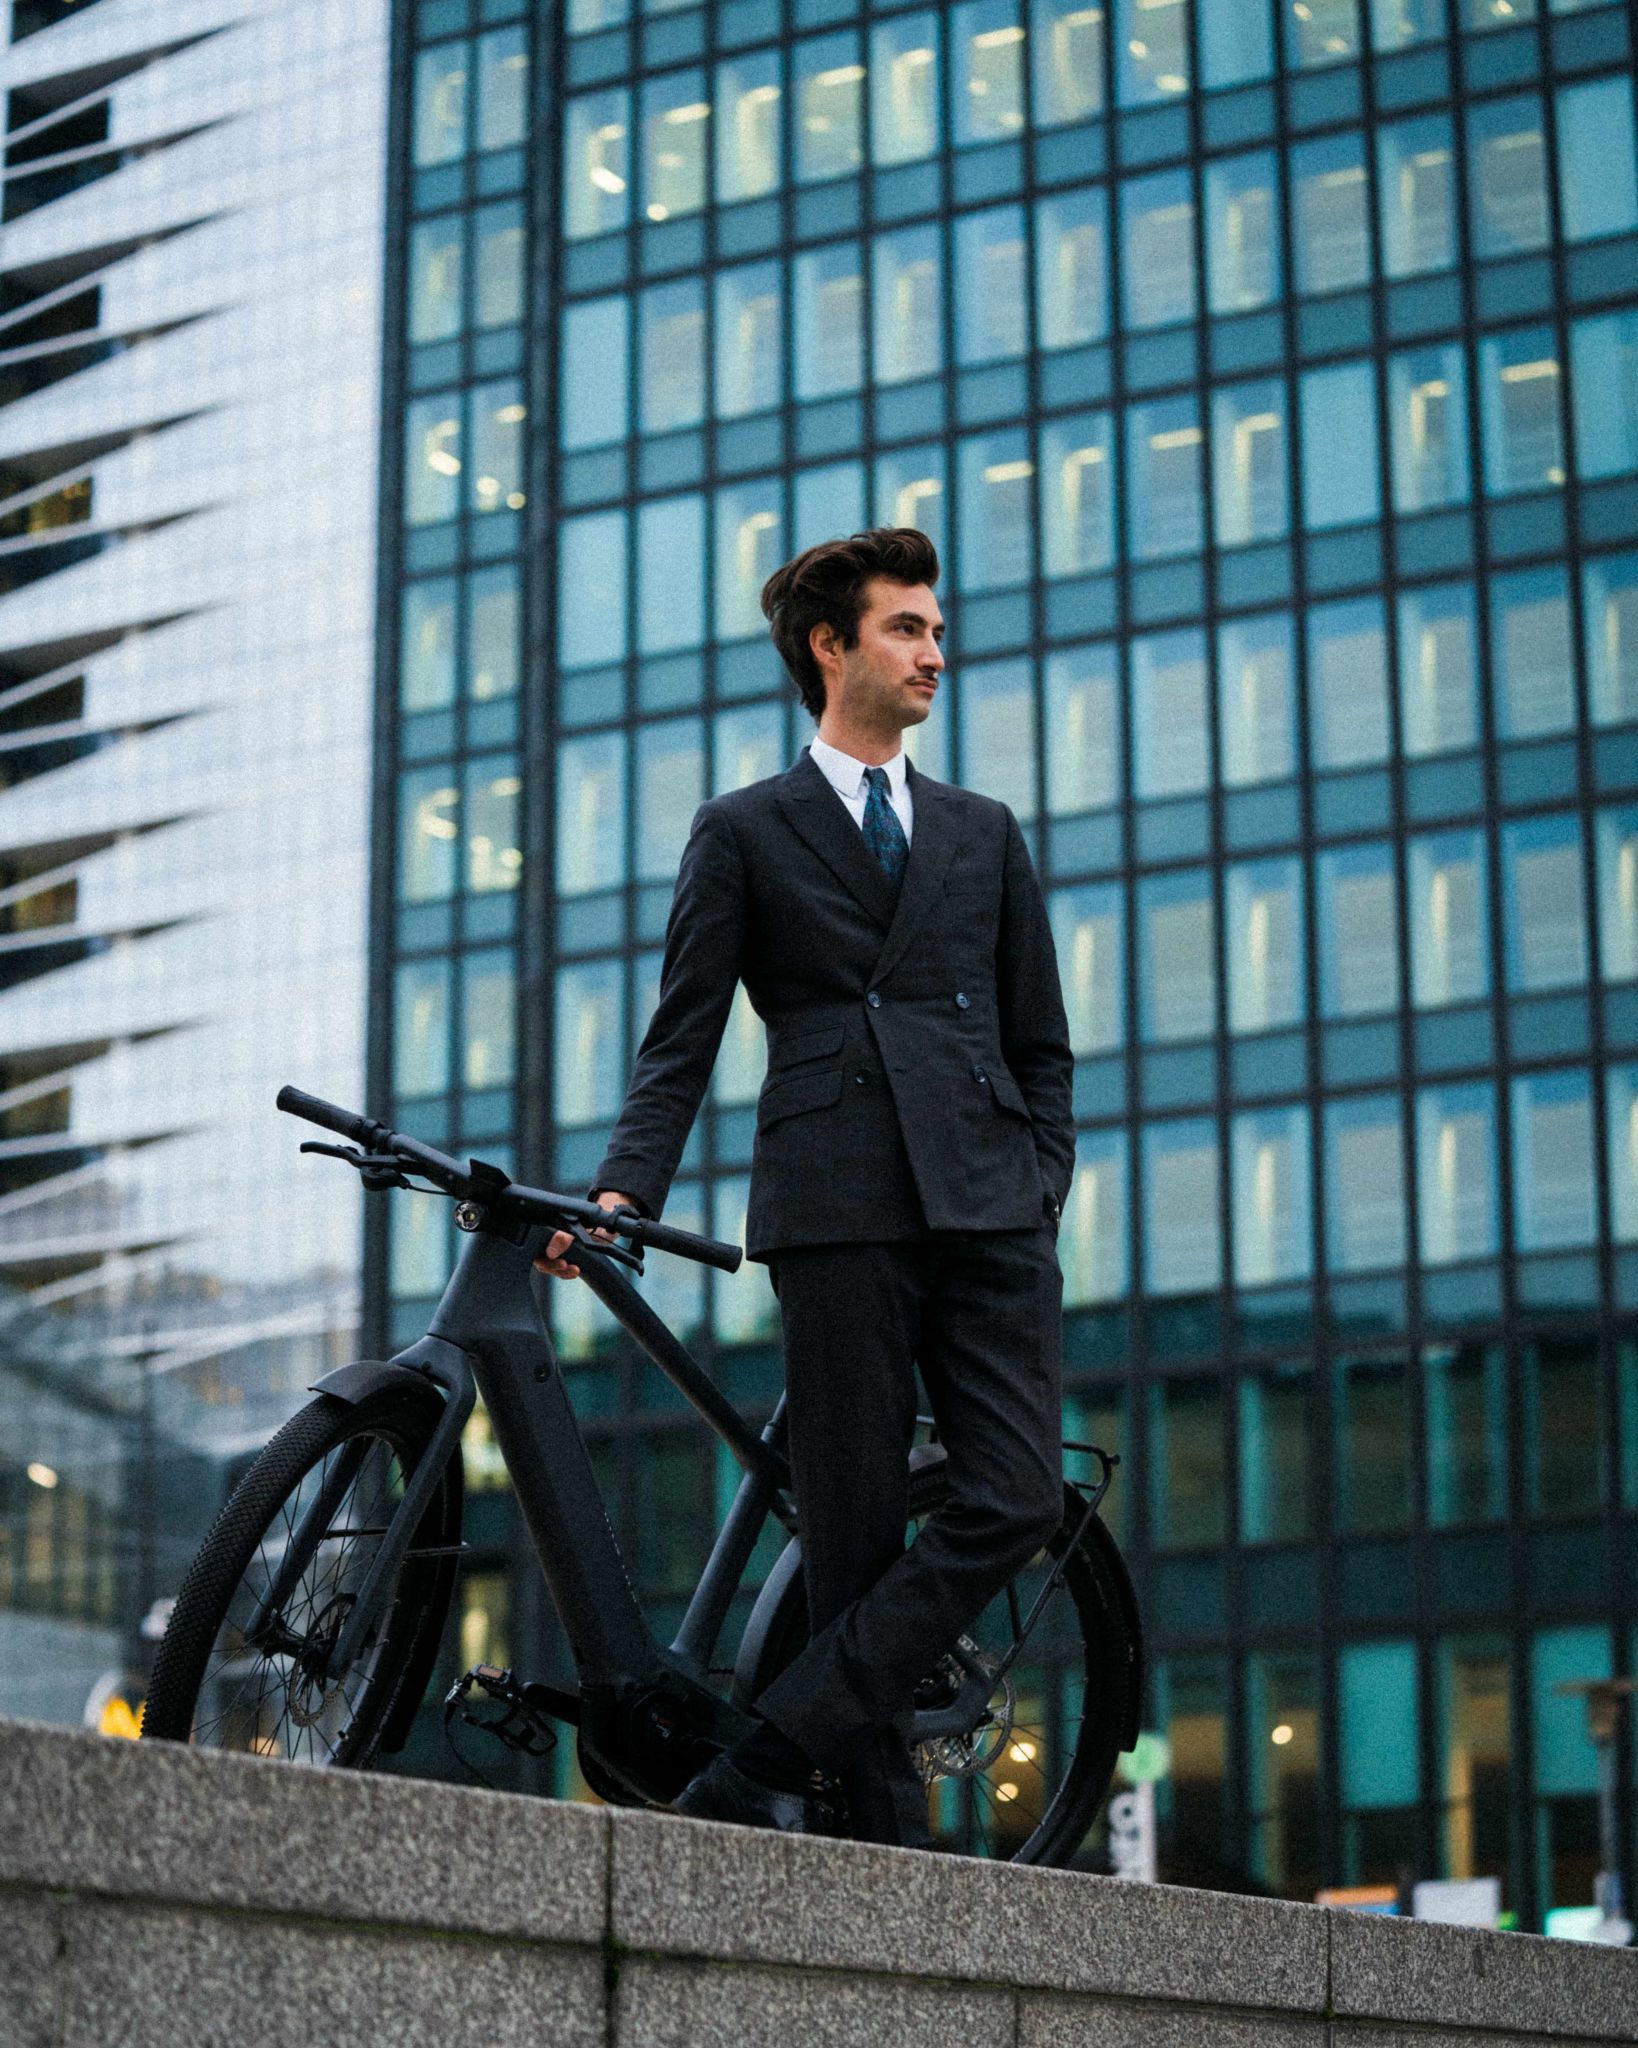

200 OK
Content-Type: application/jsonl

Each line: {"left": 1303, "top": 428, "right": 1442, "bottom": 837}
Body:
{"left": 915, "top": 1645, "right": 1017, "bottom": 1785}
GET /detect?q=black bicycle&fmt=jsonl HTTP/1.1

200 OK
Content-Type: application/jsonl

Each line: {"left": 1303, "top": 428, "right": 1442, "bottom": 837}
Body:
{"left": 143, "top": 1085, "right": 1143, "bottom": 1865}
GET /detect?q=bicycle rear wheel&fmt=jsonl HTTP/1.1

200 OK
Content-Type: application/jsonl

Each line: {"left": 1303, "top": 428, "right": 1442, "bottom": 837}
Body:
{"left": 143, "top": 1385, "right": 455, "bottom": 1766}
{"left": 751, "top": 1466, "right": 1140, "bottom": 1867}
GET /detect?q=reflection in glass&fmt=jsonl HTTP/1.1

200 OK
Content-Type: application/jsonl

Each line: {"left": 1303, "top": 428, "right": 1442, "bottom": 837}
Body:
{"left": 1152, "top": 1378, "right": 1227, "bottom": 1548}
{"left": 1062, "top": 1129, "right": 1128, "bottom": 1305}
{"left": 562, "top": 297, "right": 628, "bottom": 450}
{"left": 395, "top": 959, "right": 451, "bottom": 1098}
{"left": 955, "top": 206, "right": 1028, "bottom": 364}
{"left": 414, "top": 44, "right": 468, "bottom": 167}
{"left": 1239, "top": 1366, "right": 1313, "bottom": 1543}
{"left": 401, "top": 579, "right": 457, "bottom": 712}
{"left": 564, "top": 89, "right": 630, "bottom": 240}
{"left": 1036, "top": 188, "right": 1110, "bottom": 349}
{"left": 870, "top": 12, "right": 941, "bottom": 164}
{"left": 638, "top": 495, "right": 706, "bottom": 655}
{"left": 715, "top": 479, "right": 784, "bottom": 638}
{"left": 1417, "top": 1083, "right": 1499, "bottom": 1264}
{"left": 409, "top": 217, "right": 463, "bottom": 342}
{"left": 1051, "top": 883, "right": 1123, "bottom": 1052}
{"left": 1606, "top": 1065, "right": 1638, "bottom": 1242}
{"left": 468, "top": 380, "right": 525, "bottom": 515}
{"left": 1557, "top": 76, "right": 1638, "bottom": 245}
{"left": 1032, "top": 0, "right": 1105, "bottom": 125}
{"left": 558, "top": 510, "right": 627, "bottom": 670}
{"left": 1335, "top": 1354, "right": 1411, "bottom": 1531}
{"left": 1397, "top": 581, "right": 1478, "bottom": 758}
{"left": 404, "top": 393, "right": 462, "bottom": 526}
{"left": 1045, "top": 642, "right": 1120, "bottom": 814}
{"left": 1291, "top": 132, "right": 1370, "bottom": 296}
{"left": 1377, "top": 114, "right": 1456, "bottom": 277}
{"left": 1409, "top": 830, "right": 1488, "bottom": 1007}
{"left": 463, "top": 951, "right": 515, "bottom": 1090}
{"left": 1200, "top": 0, "right": 1274, "bottom": 87}
{"left": 1369, "top": 0, "right": 1447, "bottom": 49}
{"left": 1226, "top": 859, "right": 1303, "bottom": 1034}
{"left": 1524, "top": 1343, "right": 1605, "bottom": 1513}
{"left": 715, "top": 262, "right": 782, "bottom": 417}
{"left": 1468, "top": 95, "right": 1549, "bottom": 260}
{"left": 1204, "top": 152, "right": 1281, "bottom": 314}
{"left": 1211, "top": 380, "right": 1287, "bottom": 547}
{"left": 716, "top": 50, "right": 781, "bottom": 203}
{"left": 1584, "top": 550, "right": 1638, "bottom": 728}
{"left": 1308, "top": 596, "right": 1390, "bottom": 770}
{"left": 474, "top": 201, "right": 525, "bottom": 328}
{"left": 1438, "top": 1639, "right": 1511, "bottom": 1887}
{"left": 957, "top": 428, "right": 1033, "bottom": 589}
{"left": 1144, "top": 1120, "right": 1221, "bottom": 1296}
{"left": 1115, "top": 0, "right": 1190, "bottom": 104}
{"left": 1287, "top": 0, "right": 1362, "bottom": 67}
{"left": 1570, "top": 309, "right": 1638, "bottom": 483}
{"left": 1502, "top": 815, "right": 1587, "bottom": 992}
{"left": 872, "top": 226, "right": 942, "bottom": 386}
{"left": 1126, "top": 396, "right": 1203, "bottom": 560}
{"left": 399, "top": 767, "right": 459, "bottom": 902}
{"left": 464, "top": 756, "right": 521, "bottom": 892}
{"left": 952, "top": 0, "right": 1026, "bottom": 143}
{"left": 795, "top": 32, "right": 864, "bottom": 182}
{"left": 641, "top": 70, "right": 710, "bottom": 222}
{"left": 1139, "top": 869, "right": 1215, "bottom": 1041}
{"left": 1596, "top": 806, "right": 1638, "bottom": 983}
{"left": 1512, "top": 1070, "right": 1596, "bottom": 1252}
{"left": 1325, "top": 1095, "right": 1408, "bottom": 1272}
{"left": 1247, "top": 1652, "right": 1322, "bottom": 1901}
{"left": 636, "top": 718, "right": 704, "bottom": 881}
{"left": 1133, "top": 627, "right": 1208, "bottom": 798}
{"left": 960, "top": 658, "right": 1037, "bottom": 817}
{"left": 1318, "top": 843, "right": 1399, "bottom": 1017}
{"left": 468, "top": 565, "right": 519, "bottom": 702}
{"left": 1040, "top": 412, "right": 1113, "bottom": 576}
{"left": 1389, "top": 343, "right": 1469, "bottom": 514}
{"left": 1217, "top": 614, "right": 1294, "bottom": 786}
{"left": 1478, "top": 326, "right": 1564, "bottom": 496}
{"left": 475, "top": 27, "right": 528, "bottom": 152}
{"left": 1120, "top": 168, "right": 1195, "bottom": 329}
{"left": 1232, "top": 1106, "right": 1312, "bottom": 1287}
{"left": 794, "top": 243, "right": 864, "bottom": 397}
{"left": 875, "top": 443, "right": 948, "bottom": 555}
{"left": 714, "top": 701, "right": 787, "bottom": 794}
{"left": 1490, "top": 564, "right": 1573, "bottom": 740}
{"left": 640, "top": 278, "right": 706, "bottom": 432}
{"left": 1299, "top": 362, "right": 1380, "bottom": 528}
{"left": 1340, "top": 1640, "right": 1418, "bottom": 1881}
{"left": 1425, "top": 1344, "right": 1507, "bottom": 1527}
{"left": 555, "top": 960, "right": 624, "bottom": 1126}
{"left": 557, "top": 734, "right": 627, "bottom": 900}
{"left": 793, "top": 461, "right": 864, "bottom": 550}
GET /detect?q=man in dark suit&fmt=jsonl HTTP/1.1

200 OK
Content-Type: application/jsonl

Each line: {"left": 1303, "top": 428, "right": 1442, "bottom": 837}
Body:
{"left": 536, "top": 527, "right": 1075, "bottom": 1847}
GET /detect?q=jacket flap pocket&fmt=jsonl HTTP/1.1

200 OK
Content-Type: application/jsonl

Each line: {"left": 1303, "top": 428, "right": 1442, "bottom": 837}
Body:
{"left": 990, "top": 1065, "right": 1033, "bottom": 1121}
{"left": 757, "top": 1065, "right": 844, "bottom": 1129}
{"left": 772, "top": 1022, "right": 845, "bottom": 1069}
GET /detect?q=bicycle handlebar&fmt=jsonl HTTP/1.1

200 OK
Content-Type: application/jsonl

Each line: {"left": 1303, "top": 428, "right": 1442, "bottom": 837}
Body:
{"left": 275, "top": 1084, "right": 743, "bottom": 1274}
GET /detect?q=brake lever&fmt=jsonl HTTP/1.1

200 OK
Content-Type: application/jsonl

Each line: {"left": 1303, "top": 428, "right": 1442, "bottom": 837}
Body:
{"left": 299, "top": 1141, "right": 414, "bottom": 1192}
{"left": 565, "top": 1220, "right": 644, "bottom": 1276}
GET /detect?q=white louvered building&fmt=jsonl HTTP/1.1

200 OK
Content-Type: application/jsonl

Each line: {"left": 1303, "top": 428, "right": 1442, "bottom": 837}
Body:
{"left": 0, "top": 0, "right": 386, "bottom": 1720}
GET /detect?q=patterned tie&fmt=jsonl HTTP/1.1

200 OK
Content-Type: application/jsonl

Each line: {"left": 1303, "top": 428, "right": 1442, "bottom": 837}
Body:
{"left": 862, "top": 765, "right": 909, "bottom": 888}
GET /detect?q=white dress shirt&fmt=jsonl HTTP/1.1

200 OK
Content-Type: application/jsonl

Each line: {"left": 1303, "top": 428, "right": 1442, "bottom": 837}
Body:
{"left": 807, "top": 735, "right": 914, "bottom": 846}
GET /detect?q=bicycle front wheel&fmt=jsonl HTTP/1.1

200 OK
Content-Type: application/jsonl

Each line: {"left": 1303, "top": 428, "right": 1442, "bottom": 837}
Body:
{"left": 143, "top": 1384, "right": 455, "bottom": 1767}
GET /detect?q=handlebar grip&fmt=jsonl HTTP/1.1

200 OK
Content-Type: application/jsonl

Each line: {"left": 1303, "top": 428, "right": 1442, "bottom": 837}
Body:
{"left": 276, "top": 1085, "right": 375, "bottom": 1146}
{"left": 635, "top": 1217, "right": 744, "bottom": 1273}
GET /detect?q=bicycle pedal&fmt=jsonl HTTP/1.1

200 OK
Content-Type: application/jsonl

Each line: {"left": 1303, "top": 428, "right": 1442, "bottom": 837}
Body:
{"left": 444, "top": 1663, "right": 560, "bottom": 1759}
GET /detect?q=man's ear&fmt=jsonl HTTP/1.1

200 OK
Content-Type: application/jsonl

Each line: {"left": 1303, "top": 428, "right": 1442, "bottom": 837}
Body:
{"left": 809, "top": 618, "right": 840, "bottom": 671}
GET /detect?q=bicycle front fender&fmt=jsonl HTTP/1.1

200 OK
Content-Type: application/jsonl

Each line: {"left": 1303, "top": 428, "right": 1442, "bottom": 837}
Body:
{"left": 309, "top": 1360, "right": 433, "bottom": 1406}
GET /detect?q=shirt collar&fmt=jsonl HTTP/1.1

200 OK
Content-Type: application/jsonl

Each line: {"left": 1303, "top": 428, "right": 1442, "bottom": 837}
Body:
{"left": 808, "top": 735, "right": 908, "bottom": 803}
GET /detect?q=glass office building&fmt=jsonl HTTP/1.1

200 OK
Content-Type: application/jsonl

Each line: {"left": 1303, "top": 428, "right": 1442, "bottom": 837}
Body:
{"left": 378, "top": 0, "right": 1638, "bottom": 1923}
{"left": 0, "top": 0, "right": 387, "bottom": 1721}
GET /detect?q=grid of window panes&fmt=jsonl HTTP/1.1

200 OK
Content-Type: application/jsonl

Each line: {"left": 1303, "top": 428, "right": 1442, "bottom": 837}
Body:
{"left": 378, "top": 0, "right": 1638, "bottom": 1910}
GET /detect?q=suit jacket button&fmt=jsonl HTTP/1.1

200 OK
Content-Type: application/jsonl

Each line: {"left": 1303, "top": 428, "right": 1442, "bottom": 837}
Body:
{"left": 854, "top": 1071, "right": 867, "bottom": 1085}
{"left": 973, "top": 1064, "right": 988, "bottom": 1084}
{"left": 955, "top": 992, "right": 970, "bottom": 1009}
{"left": 867, "top": 990, "right": 882, "bottom": 1008}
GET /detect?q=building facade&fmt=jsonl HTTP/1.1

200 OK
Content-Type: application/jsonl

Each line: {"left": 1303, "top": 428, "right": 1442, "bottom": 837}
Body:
{"left": 0, "top": 0, "right": 387, "bottom": 1722}
{"left": 376, "top": 0, "right": 1638, "bottom": 1926}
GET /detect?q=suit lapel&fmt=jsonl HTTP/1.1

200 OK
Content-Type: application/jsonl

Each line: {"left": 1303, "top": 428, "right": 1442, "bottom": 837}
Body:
{"left": 775, "top": 749, "right": 899, "bottom": 930}
{"left": 870, "top": 761, "right": 959, "bottom": 987}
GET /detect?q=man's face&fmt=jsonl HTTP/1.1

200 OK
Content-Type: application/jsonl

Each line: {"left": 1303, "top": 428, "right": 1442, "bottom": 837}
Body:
{"left": 820, "top": 578, "right": 945, "bottom": 732}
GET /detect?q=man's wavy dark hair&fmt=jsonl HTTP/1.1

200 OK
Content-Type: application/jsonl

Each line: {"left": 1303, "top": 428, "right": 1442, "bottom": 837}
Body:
{"left": 760, "top": 527, "right": 940, "bottom": 721}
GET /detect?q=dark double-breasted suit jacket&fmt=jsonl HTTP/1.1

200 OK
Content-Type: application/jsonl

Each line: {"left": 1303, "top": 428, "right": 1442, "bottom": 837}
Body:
{"left": 594, "top": 747, "right": 1076, "bottom": 1260}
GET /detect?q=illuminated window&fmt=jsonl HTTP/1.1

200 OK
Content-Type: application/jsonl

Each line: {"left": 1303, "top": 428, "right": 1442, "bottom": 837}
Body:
{"left": 563, "top": 89, "right": 630, "bottom": 239}
{"left": 870, "top": 11, "right": 941, "bottom": 163}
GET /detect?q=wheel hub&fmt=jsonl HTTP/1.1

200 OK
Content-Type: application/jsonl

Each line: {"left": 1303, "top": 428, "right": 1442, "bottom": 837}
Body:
{"left": 287, "top": 1593, "right": 355, "bottom": 1726}
{"left": 915, "top": 1642, "right": 1017, "bottom": 1785}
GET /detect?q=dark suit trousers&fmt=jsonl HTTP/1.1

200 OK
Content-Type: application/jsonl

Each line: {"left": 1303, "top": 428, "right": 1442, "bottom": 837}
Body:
{"left": 754, "top": 1228, "right": 1065, "bottom": 1846}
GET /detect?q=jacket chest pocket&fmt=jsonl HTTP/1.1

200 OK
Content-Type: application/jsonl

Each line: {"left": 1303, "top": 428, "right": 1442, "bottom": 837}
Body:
{"left": 757, "top": 1065, "right": 844, "bottom": 1130}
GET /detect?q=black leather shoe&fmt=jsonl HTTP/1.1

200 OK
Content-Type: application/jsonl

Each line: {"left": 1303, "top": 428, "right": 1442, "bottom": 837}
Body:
{"left": 671, "top": 1754, "right": 844, "bottom": 1835}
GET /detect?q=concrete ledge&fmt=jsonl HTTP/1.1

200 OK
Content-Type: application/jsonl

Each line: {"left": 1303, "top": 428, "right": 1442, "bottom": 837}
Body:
{"left": 2, "top": 1718, "right": 1633, "bottom": 2048}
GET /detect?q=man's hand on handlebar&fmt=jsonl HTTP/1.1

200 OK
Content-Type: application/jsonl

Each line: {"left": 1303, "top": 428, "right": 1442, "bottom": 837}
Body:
{"left": 533, "top": 1190, "right": 637, "bottom": 1280}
